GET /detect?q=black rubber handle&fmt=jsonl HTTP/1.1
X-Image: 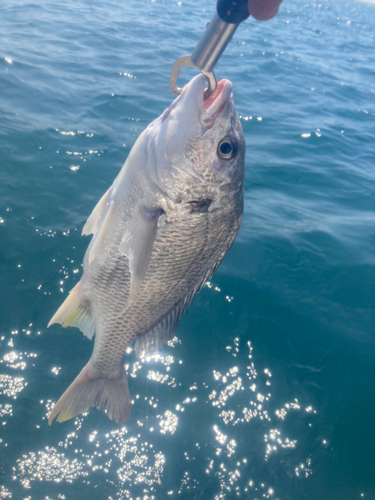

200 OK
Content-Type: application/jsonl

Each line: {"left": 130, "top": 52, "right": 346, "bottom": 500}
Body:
{"left": 216, "top": 0, "right": 250, "bottom": 24}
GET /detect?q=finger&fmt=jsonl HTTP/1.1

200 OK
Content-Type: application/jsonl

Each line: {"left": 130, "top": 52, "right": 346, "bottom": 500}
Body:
{"left": 247, "top": 0, "right": 282, "bottom": 21}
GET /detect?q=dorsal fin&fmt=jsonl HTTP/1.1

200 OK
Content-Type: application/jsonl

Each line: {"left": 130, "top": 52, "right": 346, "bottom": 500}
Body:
{"left": 134, "top": 249, "right": 229, "bottom": 358}
{"left": 135, "top": 290, "right": 195, "bottom": 358}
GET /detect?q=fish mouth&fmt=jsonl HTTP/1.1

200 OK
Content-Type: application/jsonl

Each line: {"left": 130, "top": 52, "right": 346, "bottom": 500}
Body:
{"left": 203, "top": 79, "right": 232, "bottom": 114}
{"left": 159, "top": 75, "right": 232, "bottom": 128}
{"left": 201, "top": 78, "right": 233, "bottom": 127}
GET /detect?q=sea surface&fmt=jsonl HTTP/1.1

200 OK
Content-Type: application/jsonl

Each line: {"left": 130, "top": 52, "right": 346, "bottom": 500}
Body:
{"left": 0, "top": 0, "right": 375, "bottom": 498}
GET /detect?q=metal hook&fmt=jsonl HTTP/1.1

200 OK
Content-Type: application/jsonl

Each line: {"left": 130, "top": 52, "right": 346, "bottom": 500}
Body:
{"left": 170, "top": 12, "right": 239, "bottom": 101}
{"left": 170, "top": 55, "right": 217, "bottom": 100}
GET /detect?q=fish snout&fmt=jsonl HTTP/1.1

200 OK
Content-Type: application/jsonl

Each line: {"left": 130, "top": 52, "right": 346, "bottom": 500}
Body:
{"left": 201, "top": 79, "right": 233, "bottom": 129}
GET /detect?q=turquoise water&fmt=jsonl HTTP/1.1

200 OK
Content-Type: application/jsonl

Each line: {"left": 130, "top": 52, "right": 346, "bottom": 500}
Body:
{"left": 1, "top": 0, "right": 375, "bottom": 498}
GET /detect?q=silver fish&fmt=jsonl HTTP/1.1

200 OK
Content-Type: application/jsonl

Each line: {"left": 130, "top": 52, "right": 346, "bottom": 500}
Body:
{"left": 48, "top": 74, "right": 245, "bottom": 424}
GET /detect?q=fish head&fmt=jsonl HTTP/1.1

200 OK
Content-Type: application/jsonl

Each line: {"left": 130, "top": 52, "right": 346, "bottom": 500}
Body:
{"left": 147, "top": 74, "right": 245, "bottom": 201}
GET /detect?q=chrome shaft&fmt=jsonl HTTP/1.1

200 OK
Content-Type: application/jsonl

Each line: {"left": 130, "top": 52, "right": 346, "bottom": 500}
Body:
{"left": 190, "top": 13, "right": 238, "bottom": 74}
{"left": 170, "top": 12, "right": 239, "bottom": 99}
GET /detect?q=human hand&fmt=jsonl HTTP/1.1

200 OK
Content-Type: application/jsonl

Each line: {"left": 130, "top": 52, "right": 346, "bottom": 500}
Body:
{"left": 247, "top": 0, "right": 283, "bottom": 21}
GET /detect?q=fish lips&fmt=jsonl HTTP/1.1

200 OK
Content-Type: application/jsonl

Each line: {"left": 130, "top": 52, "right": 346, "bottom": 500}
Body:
{"left": 201, "top": 78, "right": 233, "bottom": 129}
{"left": 162, "top": 74, "right": 233, "bottom": 129}
{"left": 182, "top": 74, "right": 233, "bottom": 128}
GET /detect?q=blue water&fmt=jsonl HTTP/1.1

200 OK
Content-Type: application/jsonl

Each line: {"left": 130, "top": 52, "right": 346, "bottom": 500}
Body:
{"left": 1, "top": 0, "right": 375, "bottom": 498}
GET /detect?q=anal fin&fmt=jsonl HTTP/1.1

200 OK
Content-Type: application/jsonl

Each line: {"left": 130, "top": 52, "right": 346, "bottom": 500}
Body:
{"left": 48, "top": 282, "right": 96, "bottom": 340}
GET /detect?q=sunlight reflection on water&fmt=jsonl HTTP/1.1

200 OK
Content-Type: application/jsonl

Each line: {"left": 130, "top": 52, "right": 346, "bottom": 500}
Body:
{"left": 0, "top": 280, "right": 317, "bottom": 500}
{"left": 2, "top": 0, "right": 375, "bottom": 496}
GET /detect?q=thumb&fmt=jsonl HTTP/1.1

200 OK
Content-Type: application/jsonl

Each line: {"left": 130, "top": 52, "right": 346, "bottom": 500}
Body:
{"left": 248, "top": 0, "right": 282, "bottom": 21}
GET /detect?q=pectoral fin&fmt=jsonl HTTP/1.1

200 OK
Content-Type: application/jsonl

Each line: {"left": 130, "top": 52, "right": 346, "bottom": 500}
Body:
{"left": 119, "top": 203, "right": 163, "bottom": 306}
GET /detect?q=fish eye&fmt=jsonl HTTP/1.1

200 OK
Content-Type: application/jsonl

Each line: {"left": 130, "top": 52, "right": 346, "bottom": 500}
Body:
{"left": 217, "top": 136, "right": 238, "bottom": 160}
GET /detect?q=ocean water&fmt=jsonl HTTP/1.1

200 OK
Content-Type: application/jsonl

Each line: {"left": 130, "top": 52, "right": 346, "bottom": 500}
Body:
{"left": 0, "top": 0, "right": 375, "bottom": 498}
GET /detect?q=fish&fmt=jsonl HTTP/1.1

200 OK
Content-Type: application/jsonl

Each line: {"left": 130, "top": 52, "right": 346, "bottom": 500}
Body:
{"left": 48, "top": 74, "right": 245, "bottom": 424}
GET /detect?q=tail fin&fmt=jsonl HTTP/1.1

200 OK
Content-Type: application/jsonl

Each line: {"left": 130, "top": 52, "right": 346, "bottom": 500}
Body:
{"left": 48, "top": 362, "right": 131, "bottom": 424}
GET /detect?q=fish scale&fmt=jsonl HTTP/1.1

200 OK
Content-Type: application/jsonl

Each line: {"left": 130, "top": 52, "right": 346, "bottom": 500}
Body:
{"left": 93, "top": 208, "right": 241, "bottom": 374}
{"left": 48, "top": 74, "right": 245, "bottom": 424}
